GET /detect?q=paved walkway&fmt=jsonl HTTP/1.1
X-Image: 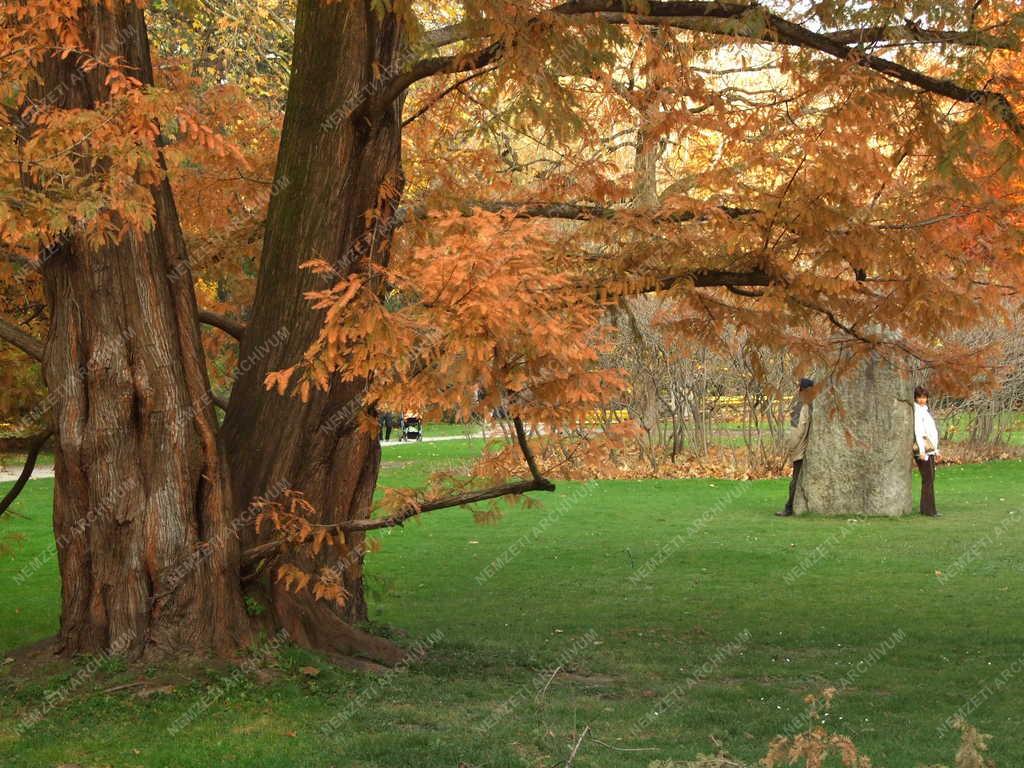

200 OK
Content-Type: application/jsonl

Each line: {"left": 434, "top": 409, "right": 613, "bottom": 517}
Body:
{"left": 0, "top": 464, "right": 55, "bottom": 482}
{"left": 0, "top": 431, "right": 499, "bottom": 483}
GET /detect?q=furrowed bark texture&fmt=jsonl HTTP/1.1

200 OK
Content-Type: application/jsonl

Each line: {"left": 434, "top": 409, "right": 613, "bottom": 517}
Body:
{"left": 35, "top": 2, "right": 248, "bottom": 658}
{"left": 221, "top": 1, "right": 406, "bottom": 663}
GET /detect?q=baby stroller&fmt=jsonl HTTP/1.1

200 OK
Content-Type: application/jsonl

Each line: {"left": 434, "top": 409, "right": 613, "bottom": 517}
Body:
{"left": 401, "top": 415, "right": 423, "bottom": 442}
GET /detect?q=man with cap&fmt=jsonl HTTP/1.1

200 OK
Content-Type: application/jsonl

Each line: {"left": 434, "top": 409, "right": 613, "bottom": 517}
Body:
{"left": 778, "top": 378, "right": 815, "bottom": 517}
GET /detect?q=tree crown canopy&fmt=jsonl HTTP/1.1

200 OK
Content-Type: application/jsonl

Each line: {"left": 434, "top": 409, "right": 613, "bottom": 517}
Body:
{"left": 3, "top": 0, "right": 1024, "bottom": 657}
{"left": 3, "top": 0, "right": 1024, "bottom": 430}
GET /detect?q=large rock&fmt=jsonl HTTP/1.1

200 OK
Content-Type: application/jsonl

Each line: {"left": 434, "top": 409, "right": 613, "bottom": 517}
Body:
{"left": 794, "top": 350, "right": 914, "bottom": 516}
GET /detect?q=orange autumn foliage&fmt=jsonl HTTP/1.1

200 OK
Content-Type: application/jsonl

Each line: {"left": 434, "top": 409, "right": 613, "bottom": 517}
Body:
{"left": 4, "top": 1, "right": 1024, "bottom": 615}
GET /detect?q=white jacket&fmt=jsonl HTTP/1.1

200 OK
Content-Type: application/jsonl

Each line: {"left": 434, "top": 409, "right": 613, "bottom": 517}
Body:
{"left": 914, "top": 402, "right": 940, "bottom": 457}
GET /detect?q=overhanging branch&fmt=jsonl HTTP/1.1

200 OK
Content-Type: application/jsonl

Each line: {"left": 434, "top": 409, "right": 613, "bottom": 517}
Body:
{"left": 590, "top": 267, "right": 773, "bottom": 301}
{"left": 316, "top": 417, "right": 554, "bottom": 533}
{"left": 0, "top": 428, "right": 53, "bottom": 518}
{"left": 828, "top": 23, "right": 1019, "bottom": 49}
{"left": 242, "top": 417, "right": 556, "bottom": 558}
{"left": 398, "top": 200, "right": 759, "bottom": 225}
{"left": 421, "top": 11, "right": 1020, "bottom": 52}
{"left": 337, "top": 476, "right": 556, "bottom": 533}
{"left": 0, "top": 317, "right": 44, "bottom": 361}
{"left": 198, "top": 310, "right": 247, "bottom": 342}
{"left": 368, "top": 2, "right": 1024, "bottom": 141}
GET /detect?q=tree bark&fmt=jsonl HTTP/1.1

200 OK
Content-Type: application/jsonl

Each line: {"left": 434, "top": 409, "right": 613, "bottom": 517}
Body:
{"left": 794, "top": 343, "right": 915, "bottom": 517}
{"left": 33, "top": 0, "right": 410, "bottom": 665}
{"left": 32, "top": 3, "right": 249, "bottom": 658}
{"left": 221, "top": 1, "right": 406, "bottom": 663}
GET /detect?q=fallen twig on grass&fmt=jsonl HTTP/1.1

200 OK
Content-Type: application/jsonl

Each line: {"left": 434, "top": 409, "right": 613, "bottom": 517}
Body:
{"left": 565, "top": 725, "right": 589, "bottom": 768}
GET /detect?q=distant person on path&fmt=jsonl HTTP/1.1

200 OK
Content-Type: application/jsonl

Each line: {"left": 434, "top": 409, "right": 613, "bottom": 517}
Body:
{"left": 914, "top": 386, "right": 941, "bottom": 517}
{"left": 382, "top": 411, "right": 395, "bottom": 441}
{"left": 778, "top": 378, "right": 815, "bottom": 517}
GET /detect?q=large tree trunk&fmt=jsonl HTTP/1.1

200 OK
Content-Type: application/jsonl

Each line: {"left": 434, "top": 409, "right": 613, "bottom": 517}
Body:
{"left": 33, "top": 0, "right": 407, "bottom": 663}
{"left": 794, "top": 346, "right": 915, "bottom": 517}
{"left": 34, "top": 3, "right": 249, "bottom": 658}
{"left": 221, "top": 1, "right": 406, "bottom": 663}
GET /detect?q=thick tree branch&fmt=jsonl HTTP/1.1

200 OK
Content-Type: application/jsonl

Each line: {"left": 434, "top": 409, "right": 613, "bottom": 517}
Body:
{"left": 595, "top": 12, "right": 1020, "bottom": 51}
{"left": 420, "top": 21, "right": 473, "bottom": 50}
{"left": 243, "top": 419, "right": 556, "bottom": 558}
{"left": 373, "top": 2, "right": 1024, "bottom": 141}
{"left": 321, "top": 419, "right": 554, "bottom": 533}
{"left": 727, "top": 284, "right": 766, "bottom": 298}
{"left": 0, "top": 429, "right": 53, "bottom": 518}
{"left": 402, "top": 65, "right": 498, "bottom": 127}
{"left": 421, "top": 12, "right": 1020, "bottom": 51}
{"left": 592, "top": 268, "right": 773, "bottom": 301}
{"left": 0, "top": 317, "right": 44, "bottom": 361}
{"left": 590, "top": 2, "right": 1024, "bottom": 140}
{"left": 400, "top": 200, "right": 759, "bottom": 225}
{"left": 198, "top": 309, "right": 247, "bottom": 342}
{"left": 827, "top": 23, "right": 1019, "bottom": 49}
{"left": 357, "top": 41, "right": 503, "bottom": 123}
{"left": 337, "top": 476, "right": 556, "bottom": 533}
{"left": 513, "top": 416, "right": 548, "bottom": 485}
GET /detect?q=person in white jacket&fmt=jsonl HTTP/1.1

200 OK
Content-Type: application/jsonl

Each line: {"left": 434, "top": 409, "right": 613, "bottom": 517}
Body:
{"left": 913, "top": 386, "right": 940, "bottom": 517}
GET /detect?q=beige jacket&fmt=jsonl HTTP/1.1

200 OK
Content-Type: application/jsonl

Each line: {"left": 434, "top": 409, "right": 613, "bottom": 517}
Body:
{"left": 785, "top": 401, "right": 811, "bottom": 463}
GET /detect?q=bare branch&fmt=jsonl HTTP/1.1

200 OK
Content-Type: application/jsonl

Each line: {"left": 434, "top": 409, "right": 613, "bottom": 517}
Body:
{"left": 368, "top": 2, "right": 1024, "bottom": 141}
{"left": 242, "top": 430, "right": 556, "bottom": 560}
{"left": 0, "top": 317, "right": 44, "bottom": 361}
{"left": 828, "top": 23, "right": 1019, "bottom": 49}
{"left": 399, "top": 200, "right": 759, "bottom": 225}
{"left": 590, "top": 268, "right": 773, "bottom": 301}
{"left": 0, "top": 429, "right": 53, "bottom": 518}
{"left": 198, "top": 310, "right": 247, "bottom": 342}
{"left": 242, "top": 474, "right": 556, "bottom": 561}
{"left": 420, "top": 21, "right": 474, "bottom": 50}
{"left": 402, "top": 65, "right": 498, "bottom": 127}
{"left": 339, "top": 475, "right": 556, "bottom": 533}
{"left": 513, "top": 416, "right": 550, "bottom": 485}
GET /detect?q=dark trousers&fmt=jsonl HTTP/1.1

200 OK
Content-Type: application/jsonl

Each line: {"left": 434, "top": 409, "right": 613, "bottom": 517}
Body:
{"left": 384, "top": 424, "right": 393, "bottom": 441}
{"left": 916, "top": 455, "right": 937, "bottom": 516}
{"left": 785, "top": 459, "right": 803, "bottom": 514}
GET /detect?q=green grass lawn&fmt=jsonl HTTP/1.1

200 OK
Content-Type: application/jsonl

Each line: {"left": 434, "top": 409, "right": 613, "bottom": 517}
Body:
{"left": 1, "top": 444, "right": 1022, "bottom": 767}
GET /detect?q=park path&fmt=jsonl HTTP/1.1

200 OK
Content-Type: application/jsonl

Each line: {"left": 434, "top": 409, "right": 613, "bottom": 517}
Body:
{"left": 0, "top": 430, "right": 498, "bottom": 483}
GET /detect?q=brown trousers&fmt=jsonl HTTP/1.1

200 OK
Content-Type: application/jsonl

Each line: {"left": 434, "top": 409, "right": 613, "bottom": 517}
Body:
{"left": 916, "top": 455, "right": 937, "bottom": 516}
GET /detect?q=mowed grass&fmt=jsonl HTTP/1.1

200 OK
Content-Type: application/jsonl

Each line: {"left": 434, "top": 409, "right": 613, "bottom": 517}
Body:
{"left": 0, "top": 439, "right": 1022, "bottom": 768}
